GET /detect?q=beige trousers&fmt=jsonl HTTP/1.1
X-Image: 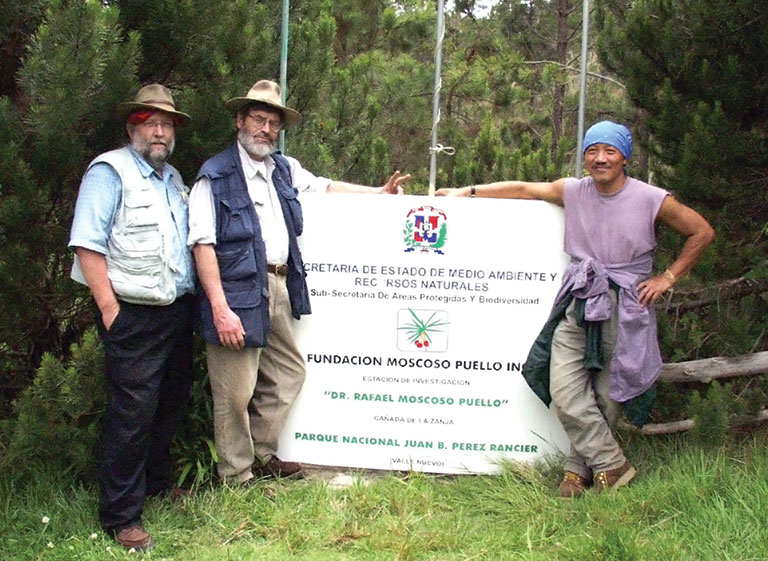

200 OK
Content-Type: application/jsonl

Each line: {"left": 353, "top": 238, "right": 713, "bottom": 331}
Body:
{"left": 549, "top": 290, "right": 626, "bottom": 480}
{"left": 206, "top": 273, "right": 306, "bottom": 482}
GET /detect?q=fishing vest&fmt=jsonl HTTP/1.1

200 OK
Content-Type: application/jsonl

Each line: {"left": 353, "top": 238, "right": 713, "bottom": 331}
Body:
{"left": 196, "top": 144, "right": 310, "bottom": 347}
{"left": 71, "top": 147, "right": 186, "bottom": 305}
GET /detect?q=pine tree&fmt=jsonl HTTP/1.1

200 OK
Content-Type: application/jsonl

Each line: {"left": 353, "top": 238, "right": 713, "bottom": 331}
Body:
{"left": 0, "top": 1, "right": 140, "bottom": 408}
{"left": 594, "top": 0, "right": 768, "bottom": 278}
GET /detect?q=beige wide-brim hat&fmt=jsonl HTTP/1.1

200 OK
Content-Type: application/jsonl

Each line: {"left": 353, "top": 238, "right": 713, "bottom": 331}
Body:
{"left": 225, "top": 80, "right": 302, "bottom": 129}
{"left": 117, "top": 83, "right": 191, "bottom": 124}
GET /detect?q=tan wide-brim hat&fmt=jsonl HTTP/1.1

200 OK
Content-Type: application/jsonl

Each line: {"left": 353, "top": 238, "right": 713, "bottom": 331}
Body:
{"left": 117, "top": 83, "right": 191, "bottom": 124}
{"left": 225, "top": 80, "right": 302, "bottom": 129}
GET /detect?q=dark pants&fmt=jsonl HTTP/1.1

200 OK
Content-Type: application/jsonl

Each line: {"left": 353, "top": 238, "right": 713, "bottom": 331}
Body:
{"left": 96, "top": 294, "right": 195, "bottom": 534}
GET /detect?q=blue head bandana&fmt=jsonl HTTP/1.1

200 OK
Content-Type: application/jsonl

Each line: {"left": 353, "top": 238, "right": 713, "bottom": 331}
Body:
{"left": 583, "top": 121, "right": 633, "bottom": 160}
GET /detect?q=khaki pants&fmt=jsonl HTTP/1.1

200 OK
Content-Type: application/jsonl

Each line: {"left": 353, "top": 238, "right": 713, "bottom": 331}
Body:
{"left": 549, "top": 291, "right": 626, "bottom": 479}
{"left": 207, "top": 273, "right": 306, "bottom": 482}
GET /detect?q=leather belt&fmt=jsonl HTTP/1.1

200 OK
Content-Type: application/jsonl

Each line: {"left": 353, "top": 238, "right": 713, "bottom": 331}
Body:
{"left": 268, "top": 263, "right": 289, "bottom": 276}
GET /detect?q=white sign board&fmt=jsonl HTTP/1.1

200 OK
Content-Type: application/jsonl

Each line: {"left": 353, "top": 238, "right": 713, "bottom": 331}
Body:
{"left": 280, "top": 194, "right": 570, "bottom": 474}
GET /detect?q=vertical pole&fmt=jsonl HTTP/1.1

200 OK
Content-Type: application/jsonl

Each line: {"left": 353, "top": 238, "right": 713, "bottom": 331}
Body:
{"left": 428, "top": 0, "right": 446, "bottom": 196}
{"left": 279, "top": 0, "right": 290, "bottom": 153}
{"left": 574, "top": 0, "right": 590, "bottom": 177}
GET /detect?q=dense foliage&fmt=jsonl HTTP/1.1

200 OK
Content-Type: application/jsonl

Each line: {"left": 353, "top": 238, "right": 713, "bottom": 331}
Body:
{"left": 0, "top": 0, "right": 765, "bottom": 479}
{"left": 0, "top": 0, "right": 629, "bottom": 414}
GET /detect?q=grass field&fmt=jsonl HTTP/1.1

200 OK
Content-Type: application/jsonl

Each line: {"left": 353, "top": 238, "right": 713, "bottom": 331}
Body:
{"left": 2, "top": 428, "right": 767, "bottom": 560}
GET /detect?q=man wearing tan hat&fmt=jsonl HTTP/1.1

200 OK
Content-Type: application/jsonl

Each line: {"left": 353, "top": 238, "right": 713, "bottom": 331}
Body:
{"left": 69, "top": 84, "right": 196, "bottom": 551}
{"left": 188, "top": 80, "right": 409, "bottom": 484}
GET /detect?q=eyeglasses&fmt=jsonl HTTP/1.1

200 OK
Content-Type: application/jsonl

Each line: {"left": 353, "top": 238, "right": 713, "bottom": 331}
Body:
{"left": 247, "top": 113, "right": 283, "bottom": 132}
{"left": 140, "top": 120, "right": 175, "bottom": 131}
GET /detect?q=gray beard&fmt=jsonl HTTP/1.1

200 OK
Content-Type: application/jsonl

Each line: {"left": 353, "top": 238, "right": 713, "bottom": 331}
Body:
{"left": 238, "top": 128, "right": 276, "bottom": 160}
{"left": 134, "top": 137, "right": 175, "bottom": 171}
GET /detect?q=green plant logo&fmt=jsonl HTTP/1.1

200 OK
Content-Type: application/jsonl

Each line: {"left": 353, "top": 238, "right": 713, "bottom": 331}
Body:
{"left": 397, "top": 308, "right": 450, "bottom": 352}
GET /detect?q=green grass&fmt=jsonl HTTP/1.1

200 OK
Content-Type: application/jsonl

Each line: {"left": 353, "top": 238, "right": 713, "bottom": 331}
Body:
{"left": 2, "top": 428, "right": 768, "bottom": 560}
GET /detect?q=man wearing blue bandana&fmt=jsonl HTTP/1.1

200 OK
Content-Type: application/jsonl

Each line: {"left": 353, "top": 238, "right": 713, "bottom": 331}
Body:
{"left": 437, "top": 121, "right": 714, "bottom": 497}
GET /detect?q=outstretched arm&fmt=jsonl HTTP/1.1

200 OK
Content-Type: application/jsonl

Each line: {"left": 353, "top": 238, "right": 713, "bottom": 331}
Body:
{"left": 327, "top": 170, "right": 411, "bottom": 195}
{"left": 637, "top": 196, "right": 716, "bottom": 306}
{"left": 435, "top": 178, "right": 569, "bottom": 206}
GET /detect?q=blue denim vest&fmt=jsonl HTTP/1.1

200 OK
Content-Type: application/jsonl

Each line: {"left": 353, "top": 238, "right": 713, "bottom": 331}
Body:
{"left": 196, "top": 143, "right": 311, "bottom": 347}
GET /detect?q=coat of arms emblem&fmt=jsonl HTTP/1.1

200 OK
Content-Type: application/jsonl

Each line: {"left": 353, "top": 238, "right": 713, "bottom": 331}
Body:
{"left": 403, "top": 205, "right": 447, "bottom": 254}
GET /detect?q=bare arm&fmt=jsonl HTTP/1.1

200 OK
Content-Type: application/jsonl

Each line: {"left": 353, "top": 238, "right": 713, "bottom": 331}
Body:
{"left": 637, "top": 196, "right": 716, "bottom": 306}
{"left": 75, "top": 248, "right": 120, "bottom": 330}
{"left": 192, "top": 244, "right": 246, "bottom": 350}
{"left": 435, "top": 178, "right": 568, "bottom": 206}
{"left": 327, "top": 170, "right": 410, "bottom": 195}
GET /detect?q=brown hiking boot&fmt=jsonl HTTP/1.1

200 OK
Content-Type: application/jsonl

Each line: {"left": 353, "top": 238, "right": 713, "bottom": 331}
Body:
{"left": 114, "top": 525, "right": 155, "bottom": 551}
{"left": 558, "top": 471, "right": 591, "bottom": 498}
{"left": 593, "top": 461, "right": 636, "bottom": 493}
{"left": 252, "top": 456, "right": 304, "bottom": 480}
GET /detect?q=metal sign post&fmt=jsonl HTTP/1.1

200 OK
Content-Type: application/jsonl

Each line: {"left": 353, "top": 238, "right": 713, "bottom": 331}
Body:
{"left": 428, "top": 0, "right": 448, "bottom": 196}
{"left": 574, "top": 0, "right": 590, "bottom": 176}
{"left": 279, "top": 0, "right": 290, "bottom": 153}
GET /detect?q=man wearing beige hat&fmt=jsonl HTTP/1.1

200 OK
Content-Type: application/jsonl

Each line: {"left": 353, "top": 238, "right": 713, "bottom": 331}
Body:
{"left": 189, "top": 80, "right": 409, "bottom": 484}
{"left": 69, "top": 84, "right": 196, "bottom": 551}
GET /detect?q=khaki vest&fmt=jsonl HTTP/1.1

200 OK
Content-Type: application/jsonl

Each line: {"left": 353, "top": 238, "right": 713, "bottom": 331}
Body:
{"left": 71, "top": 147, "right": 186, "bottom": 305}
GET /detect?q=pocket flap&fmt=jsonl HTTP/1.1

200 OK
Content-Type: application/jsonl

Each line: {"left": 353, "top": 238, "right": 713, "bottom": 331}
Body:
{"left": 124, "top": 188, "right": 156, "bottom": 208}
{"left": 221, "top": 197, "right": 253, "bottom": 212}
{"left": 225, "top": 281, "right": 261, "bottom": 309}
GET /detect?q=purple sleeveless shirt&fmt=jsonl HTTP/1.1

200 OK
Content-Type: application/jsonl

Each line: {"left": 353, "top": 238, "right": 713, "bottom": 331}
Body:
{"left": 555, "top": 176, "right": 669, "bottom": 401}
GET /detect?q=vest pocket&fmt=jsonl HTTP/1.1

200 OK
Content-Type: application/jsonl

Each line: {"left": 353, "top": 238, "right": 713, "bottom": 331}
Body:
{"left": 216, "top": 246, "right": 257, "bottom": 281}
{"left": 224, "top": 280, "right": 260, "bottom": 308}
{"left": 123, "top": 188, "right": 160, "bottom": 228}
{"left": 110, "top": 227, "right": 163, "bottom": 256}
{"left": 224, "top": 280, "right": 265, "bottom": 347}
{"left": 107, "top": 227, "right": 171, "bottom": 303}
{"left": 108, "top": 256, "right": 163, "bottom": 290}
{"left": 220, "top": 197, "right": 255, "bottom": 241}
{"left": 107, "top": 253, "right": 175, "bottom": 305}
{"left": 281, "top": 188, "right": 304, "bottom": 236}
{"left": 106, "top": 177, "right": 174, "bottom": 304}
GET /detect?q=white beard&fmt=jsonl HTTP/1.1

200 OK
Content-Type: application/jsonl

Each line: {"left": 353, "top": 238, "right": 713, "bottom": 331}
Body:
{"left": 238, "top": 128, "right": 276, "bottom": 160}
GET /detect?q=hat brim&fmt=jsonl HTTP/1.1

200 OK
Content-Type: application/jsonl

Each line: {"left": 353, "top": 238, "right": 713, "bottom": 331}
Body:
{"left": 117, "top": 102, "right": 191, "bottom": 125}
{"left": 225, "top": 97, "right": 302, "bottom": 129}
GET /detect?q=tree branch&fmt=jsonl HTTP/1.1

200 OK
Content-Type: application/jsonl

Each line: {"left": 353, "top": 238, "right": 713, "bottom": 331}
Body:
{"left": 622, "top": 408, "right": 768, "bottom": 435}
{"left": 658, "top": 351, "right": 768, "bottom": 383}
{"left": 657, "top": 275, "right": 768, "bottom": 313}
{"left": 520, "top": 60, "right": 626, "bottom": 89}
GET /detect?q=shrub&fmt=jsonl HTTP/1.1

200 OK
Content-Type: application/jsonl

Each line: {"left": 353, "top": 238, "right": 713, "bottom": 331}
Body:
{"left": 2, "top": 328, "right": 105, "bottom": 481}
{"left": 1, "top": 328, "right": 217, "bottom": 489}
{"left": 688, "top": 380, "right": 743, "bottom": 447}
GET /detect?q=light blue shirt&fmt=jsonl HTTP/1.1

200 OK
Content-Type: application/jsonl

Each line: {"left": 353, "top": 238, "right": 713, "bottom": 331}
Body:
{"left": 69, "top": 146, "right": 195, "bottom": 297}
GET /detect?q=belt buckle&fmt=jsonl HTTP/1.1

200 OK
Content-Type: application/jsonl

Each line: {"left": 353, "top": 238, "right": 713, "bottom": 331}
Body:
{"left": 270, "top": 263, "right": 288, "bottom": 276}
